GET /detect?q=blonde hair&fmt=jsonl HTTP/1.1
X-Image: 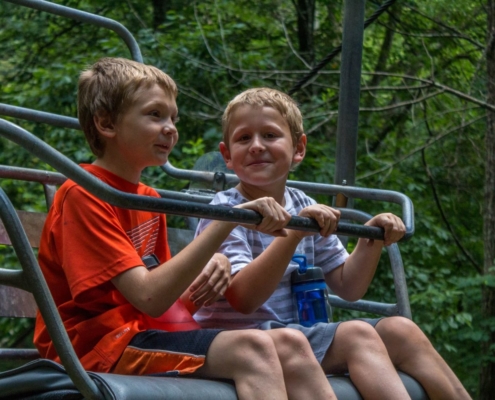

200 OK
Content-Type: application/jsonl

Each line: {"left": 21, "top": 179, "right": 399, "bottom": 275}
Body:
{"left": 78, "top": 57, "right": 178, "bottom": 157}
{"left": 222, "top": 87, "right": 304, "bottom": 148}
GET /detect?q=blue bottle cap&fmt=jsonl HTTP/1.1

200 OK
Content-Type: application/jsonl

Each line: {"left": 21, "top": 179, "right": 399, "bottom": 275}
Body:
{"left": 291, "top": 254, "right": 325, "bottom": 284}
{"left": 292, "top": 254, "right": 308, "bottom": 273}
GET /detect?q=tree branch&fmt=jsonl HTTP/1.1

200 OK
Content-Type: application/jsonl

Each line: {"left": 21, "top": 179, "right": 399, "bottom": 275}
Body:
{"left": 421, "top": 105, "right": 482, "bottom": 273}
{"left": 358, "top": 115, "right": 486, "bottom": 180}
{"left": 363, "top": 72, "right": 495, "bottom": 112}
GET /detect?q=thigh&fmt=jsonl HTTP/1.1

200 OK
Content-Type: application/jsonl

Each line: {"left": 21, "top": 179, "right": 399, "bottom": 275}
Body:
{"left": 112, "top": 329, "right": 222, "bottom": 376}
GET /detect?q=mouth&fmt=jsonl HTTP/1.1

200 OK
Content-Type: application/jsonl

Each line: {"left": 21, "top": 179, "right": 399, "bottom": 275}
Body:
{"left": 155, "top": 143, "right": 170, "bottom": 151}
{"left": 247, "top": 160, "right": 270, "bottom": 167}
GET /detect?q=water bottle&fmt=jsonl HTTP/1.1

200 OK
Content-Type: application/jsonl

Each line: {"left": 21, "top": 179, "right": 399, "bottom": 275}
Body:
{"left": 291, "top": 254, "right": 332, "bottom": 327}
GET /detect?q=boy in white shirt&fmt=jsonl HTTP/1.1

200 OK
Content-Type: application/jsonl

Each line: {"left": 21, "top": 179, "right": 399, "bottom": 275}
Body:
{"left": 195, "top": 87, "right": 471, "bottom": 400}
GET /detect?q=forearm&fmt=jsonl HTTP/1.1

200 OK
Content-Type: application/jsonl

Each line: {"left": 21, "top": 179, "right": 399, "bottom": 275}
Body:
{"left": 115, "top": 220, "right": 236, "bottom": 317}
{"left": 329, "top": 238, "right": 384, "bottom": 301}
{"left": 226, "top": 232, "right": 301, "bottom": 313}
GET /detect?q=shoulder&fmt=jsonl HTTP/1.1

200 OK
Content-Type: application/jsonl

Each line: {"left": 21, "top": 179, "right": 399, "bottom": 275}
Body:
{"left": 54, "top": 180, "right": 96, "bottom": 208}
{"left": 54, "top": 180, "right": 110, "bottom": 212}
{"left": 137, "top": 182, "right": 161, "bottom": 198}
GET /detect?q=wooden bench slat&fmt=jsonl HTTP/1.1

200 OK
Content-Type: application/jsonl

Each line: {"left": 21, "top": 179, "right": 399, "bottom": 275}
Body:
{"left": 0, "top": 211, "right": 46, "bottom": 248}
{"left": 0, "top": 286, "right": 37, "bottom": 318}
{"left": 1, "top": 210, "right": 45, "bottom": 319}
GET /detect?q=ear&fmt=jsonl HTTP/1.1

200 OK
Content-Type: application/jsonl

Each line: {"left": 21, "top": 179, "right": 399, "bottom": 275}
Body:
{"left": 93, "top": 111, "right": 116, "bottom": 139}
{"left": 219, "top": 142, "right": 233, "bottom": 170}
{"left": 293, "top": 134, "right": 307, "bottom": 164}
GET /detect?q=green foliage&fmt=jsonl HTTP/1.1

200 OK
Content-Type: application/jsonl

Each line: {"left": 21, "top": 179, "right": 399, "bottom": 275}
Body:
{"left": 0, "top": 0, "right": 490, "bottom": 396}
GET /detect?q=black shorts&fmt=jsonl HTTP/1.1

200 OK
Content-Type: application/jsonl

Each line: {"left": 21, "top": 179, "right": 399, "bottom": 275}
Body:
{"left": 112, "top": 329, "right": 222, "bottom": 376}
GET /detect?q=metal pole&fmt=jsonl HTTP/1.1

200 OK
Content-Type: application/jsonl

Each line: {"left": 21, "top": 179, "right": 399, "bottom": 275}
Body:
{"left": 334, "top": 0, "right": 366, "bottom": 247}
{"left": 334, "top": 0, "right": 366, "bottom": 189}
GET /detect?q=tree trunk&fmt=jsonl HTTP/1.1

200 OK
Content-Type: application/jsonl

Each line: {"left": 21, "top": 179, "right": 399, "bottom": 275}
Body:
{"left": 368, "top": 6, "right": 401, "bottom": 89}
{"left": 151, "top": 0, "right": 190, "bottom": 31}
{"left": 151, "top": 0, "right": 168, "bottom": 30}
{"left": 294, "top": 0, "right": 315, "bottom": 64}
{"left": 481, "top": 1, "right": 495, "bottom": 398}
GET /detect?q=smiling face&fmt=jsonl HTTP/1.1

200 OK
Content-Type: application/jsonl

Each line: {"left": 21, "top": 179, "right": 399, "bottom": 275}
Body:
{"left": 220, "top": 105, "right": 306, "bottom": 201}
{"left": 94, "top": 83, "right": 179, "bottom": 183}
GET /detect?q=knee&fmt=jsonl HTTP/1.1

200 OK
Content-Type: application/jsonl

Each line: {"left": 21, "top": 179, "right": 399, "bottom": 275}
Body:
{"left": 336, "top": 320, "right": 384, "bottom": 352}
{"left": 377, "top": 316, "right": 433, "bottom": 349}
{"left": 272, "top": 328, "right": 314, "bottom": 361}
{"left": 213, "top": 330, "right": 286, "bottom": 384}
{"left": 271, "top": 328, "right": 323, "bottom": 375}
{"left": 341, "top": 320, "right": 381, "bottom": 341}
{"left": 232, "top": 330, "right": 279, "bottom": 365}
{"left": 378, "top": 316, "right": 416, "bottom": 333}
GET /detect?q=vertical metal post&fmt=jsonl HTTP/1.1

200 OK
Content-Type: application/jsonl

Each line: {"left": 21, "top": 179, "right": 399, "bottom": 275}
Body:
{"left": 334, "top": 0, "right": 366, "bottom": 189}
{"left": 334, "top": 0, "right": 366, "bottom": 247}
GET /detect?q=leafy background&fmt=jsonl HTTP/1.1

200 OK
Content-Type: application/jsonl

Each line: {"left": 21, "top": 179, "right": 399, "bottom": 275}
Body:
{"left": 0, "top": 0, "right": 492, "bottom": 397}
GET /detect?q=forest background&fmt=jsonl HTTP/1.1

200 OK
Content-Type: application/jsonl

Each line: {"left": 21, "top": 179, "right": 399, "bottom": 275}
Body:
{"left": 0, "top": 0, "right": 494, "bottom": 398}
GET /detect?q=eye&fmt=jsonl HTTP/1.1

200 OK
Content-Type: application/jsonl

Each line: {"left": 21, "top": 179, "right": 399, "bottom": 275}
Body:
{"left": 149, "top": 110, "right": 160, "bottom": 118}
{"left": 265, "top": 132, "right": 276, "bottom": 138}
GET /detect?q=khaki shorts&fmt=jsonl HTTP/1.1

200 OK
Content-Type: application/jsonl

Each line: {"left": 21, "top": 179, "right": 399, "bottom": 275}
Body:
{"left": 259, "top": 318, "right": 381, "bottom": 363}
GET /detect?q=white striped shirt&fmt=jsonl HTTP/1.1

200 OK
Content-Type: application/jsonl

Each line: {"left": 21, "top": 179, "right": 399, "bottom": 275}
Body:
{"left": 194, "top": 187, "right": 348, "bottom": 329}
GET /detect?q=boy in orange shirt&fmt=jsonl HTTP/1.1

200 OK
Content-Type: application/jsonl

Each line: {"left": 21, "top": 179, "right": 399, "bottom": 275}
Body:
{"left": 33, "top": 58, "right": 337, "bottom": 400}
{"left": 195, "top": 87, "right": 472, "bottom": 400}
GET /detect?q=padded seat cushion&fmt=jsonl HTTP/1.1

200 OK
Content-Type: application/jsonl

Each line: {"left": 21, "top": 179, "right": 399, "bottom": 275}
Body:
{"left": 0, "top": 358, "right": 428, "bottom": 400}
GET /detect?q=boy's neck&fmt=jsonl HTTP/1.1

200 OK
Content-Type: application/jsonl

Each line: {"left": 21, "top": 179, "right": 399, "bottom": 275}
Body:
{"left": 92, "top": 158, "right": 142, "bottom": 184}
{"left": 236, "top": 182, "right": 286, "bottom": 207}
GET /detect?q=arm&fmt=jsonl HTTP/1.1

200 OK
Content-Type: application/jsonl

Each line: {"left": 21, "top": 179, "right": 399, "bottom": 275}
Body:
{"left": 226, "top": 204, "right": 341, "bottom": 314}
{"left": 112, "top": 197, "right": 291, "bottom": 317}
{"left": 325, "top": 213, "right": 406, "bottom": 301}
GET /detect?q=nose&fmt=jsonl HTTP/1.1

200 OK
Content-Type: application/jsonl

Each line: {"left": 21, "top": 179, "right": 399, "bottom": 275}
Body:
{"left": 162, "top": 119, "right": 178, "bottom": 136}
{"left": 249, "top": 134, "right": 265, "bottom": 153}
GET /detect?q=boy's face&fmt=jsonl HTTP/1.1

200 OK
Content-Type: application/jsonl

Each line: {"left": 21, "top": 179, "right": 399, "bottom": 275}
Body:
{"left": 220, "top": 105, "right": 305, "bottom": 191}
{"left": 100, "top": 83, "right": 179, "bottom": 175}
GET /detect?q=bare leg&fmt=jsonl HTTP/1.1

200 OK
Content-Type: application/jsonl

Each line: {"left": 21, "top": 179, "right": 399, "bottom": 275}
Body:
{"left": 266, "top": 328, "right": 337, "bottom": 400}
{"left": 321, "top": 320, "right": 411, "bottom": 400}
{"left": 193, "top": 329, "right": 288, "bottom": 400}
{"left": 375, "top": 316, "right": 472, "bottom": 400}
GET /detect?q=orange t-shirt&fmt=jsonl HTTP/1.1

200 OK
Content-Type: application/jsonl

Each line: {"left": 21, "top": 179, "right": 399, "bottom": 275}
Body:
{"left": 33, "top": 164, "right": 199, "bottom": 373}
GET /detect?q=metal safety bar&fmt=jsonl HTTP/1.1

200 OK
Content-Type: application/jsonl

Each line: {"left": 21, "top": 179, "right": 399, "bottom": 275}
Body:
{"left": 0, "top": 118, "right": 386, "bottom": 240}
{"left": 0, "top": 164, "right": 223, "bottom": 205}
{"left": 0, "top": 103, "right": 414, "bottom": 241}
{"left": 0, "top": 104, "right": 80, "bottom": 130}
{"left": 162, "top": 162, "right": 415, "bottom": 240}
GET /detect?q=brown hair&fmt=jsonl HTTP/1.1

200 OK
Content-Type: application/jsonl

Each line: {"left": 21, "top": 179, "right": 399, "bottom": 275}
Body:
{"left": 77, "top": 57, "right": 178, "bottom": 157}
{"left": 222, "top": 87, "right": 304, "bottom": 148}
